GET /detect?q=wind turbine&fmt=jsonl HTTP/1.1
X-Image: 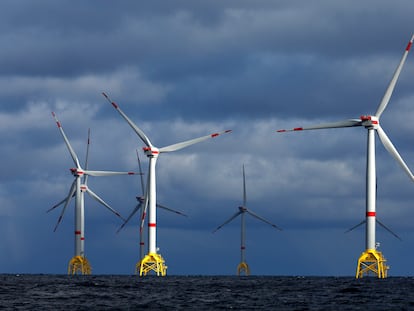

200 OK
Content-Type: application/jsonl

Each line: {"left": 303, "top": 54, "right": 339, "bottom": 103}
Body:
{"left": 49, "top": 112, "right": 135, "bottom": 275}
{"left": 103, "top": 92, "right": 232, "bottom": 276}
{"left": 277, "top": 34, "right": 414, "bottom": 278}
{"left": 212, "top": 165, "right": 282, "bottom": 275}
{"left": 117, "top": 150, "right": 188, "bottom": 265}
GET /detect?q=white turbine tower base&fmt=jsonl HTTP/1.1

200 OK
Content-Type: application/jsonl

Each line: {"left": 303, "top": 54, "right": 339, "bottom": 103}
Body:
{"left": 277, "top": 34, "right": 414, "bottom": 278}
{"left": 103, "top": 92, "right": 232, "bottom": 276}
{"left": 50, "top": 112, "right": 135, "bottom": 275}
{"left": 117, "top": 150, "right": 188, "bottom": 264}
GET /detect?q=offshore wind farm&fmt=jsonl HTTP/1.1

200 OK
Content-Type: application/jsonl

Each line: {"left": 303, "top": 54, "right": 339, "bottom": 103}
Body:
{"left": 42, "top": 33, "right": 414, "bottom": 277}
{"left": 2, "top": 2, "right": 414, "bottom": 280}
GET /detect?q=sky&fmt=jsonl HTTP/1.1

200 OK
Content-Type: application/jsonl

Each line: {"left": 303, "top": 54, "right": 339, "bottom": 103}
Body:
{"left": 1, "top": 0, "right": 414, "bottom": 276}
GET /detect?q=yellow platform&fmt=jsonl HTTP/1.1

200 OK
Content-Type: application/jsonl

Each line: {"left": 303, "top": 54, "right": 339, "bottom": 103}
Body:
{"left": 356, "top": 249, "right": 389, "bottom": 278}
{"left": 136, "top": 252, "right": 167, "bottom": 276}
{"left": 68, "top": 256, "right": 91, "bottom": 275}
{"left": 237, "top": 261, "right": 250, "bottom": 276}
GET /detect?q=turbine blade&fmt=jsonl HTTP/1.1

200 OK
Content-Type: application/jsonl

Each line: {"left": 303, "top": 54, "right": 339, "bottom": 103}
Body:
{"left": 212, "top": 211, "right": 242, "bottom": 233}
{"left": 84, "top": 128, "right": 91, "bottom": 171}
{"left": 376, "top": 125, "right": 414, "bottom": 181}
{"left": 159, "top": 130, "right": 232, "bottom": 153}
{"left": 139, "top": 169, "right": 151, "bottom": 234}
{"left": 375, "top": 34, "right": 414, "bottom": 118}
{"left": 84, "top": 170, "right": 135, "bottom": 177}
{"left": 246, "top": 209, "right": 282, "bottom": 231}
{"left": 344, "top": 219, "right": 366, "bottom": 234}
{"left": 376, "top": 219, "right": 402, "bottom": 241}
{"left": 47, "top": 197, "right": 68, "bottom": 213}
{"left": 102, "top": 92, "right": 153, "bottom": 147}
{"left": 85, "top": 187, "right": 125, "bottom": 221}
{"left": 139, "top": 193, "right": 149, "bottom": 234}
{"left": 136, "top": 149, "right": 145, "bottom": 196}
{"left": 277, "top": 119, "right": 362, "bottom": 132}
{"left": 52, "top": 180, "right": 77, "bottom": 232}
{"left": 242, "top": 164, "right": 247, "bottom": 207}
{"left": 117, "top": 202, "right": 143, "bottom": 233}
{"left": 84, "top": 128, "right": 91, "bottom": 185}
{"left": 156, "top": 203, "right": 188, "bottom": 217}
{"left": 51, "top": 112, "right": 81, "bottom": 168}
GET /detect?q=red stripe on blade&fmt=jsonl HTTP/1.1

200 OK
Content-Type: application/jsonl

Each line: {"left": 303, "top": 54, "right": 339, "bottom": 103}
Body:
{"left": 148, "top": 223, "right": 156, "bottom": 227}
{"left": 293, "top": 127, "right": 303, "bottom": 131}
{"left": 406, "top": 41, "right": 412, "bottom": 51}
{"left": 366, "top": 212, "right": 376, "bottom": 217}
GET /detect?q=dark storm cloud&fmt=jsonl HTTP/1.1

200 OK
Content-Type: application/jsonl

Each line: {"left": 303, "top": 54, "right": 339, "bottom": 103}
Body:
{"left": 0, "top": 1, "right": 412, "bottom": 122}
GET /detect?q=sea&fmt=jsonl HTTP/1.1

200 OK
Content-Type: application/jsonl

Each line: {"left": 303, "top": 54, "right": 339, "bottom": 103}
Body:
{"left": 1, "top": 275, "right": 414, "bottom": 310}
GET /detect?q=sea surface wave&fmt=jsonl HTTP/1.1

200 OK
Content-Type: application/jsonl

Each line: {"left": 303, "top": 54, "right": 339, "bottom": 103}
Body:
{"left": 1, "top": 275, "right": 414, "bottom": 310}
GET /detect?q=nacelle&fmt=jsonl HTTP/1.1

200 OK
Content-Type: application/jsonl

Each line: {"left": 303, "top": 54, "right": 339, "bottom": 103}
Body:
{"left": 143, "top": 146, "right": 160, "bottom": 157}
{"left": 70, "top": 168, "right": 84, "bottom": 176}
{"left": 360, "top": 115, "right": 379, "bottom": 128}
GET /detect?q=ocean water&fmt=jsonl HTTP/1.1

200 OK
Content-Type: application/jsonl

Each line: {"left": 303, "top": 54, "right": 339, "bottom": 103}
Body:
{"left": 1, "top": 275, "right": 414, "bottom": 310}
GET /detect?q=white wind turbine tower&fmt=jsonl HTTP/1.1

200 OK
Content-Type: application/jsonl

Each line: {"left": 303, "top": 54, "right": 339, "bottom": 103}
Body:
{"left": 212, "top": 165, "right": 282, "bottom": 275}
{"left": 277, "top": 35, "right": 414, "bottom": 278}
{"left": 49, "top": 112, "right": 135, "bottom": 275}
{"left": 117, "top": 150, "right": 187, "bottom": 265}
{"left": 103, "top": 92, "right": 232, "bottom": 276}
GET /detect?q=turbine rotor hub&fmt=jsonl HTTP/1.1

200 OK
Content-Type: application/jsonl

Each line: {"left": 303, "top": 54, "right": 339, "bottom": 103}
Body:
{"left": 70, "top": 168, "right": 84, "bottom": 177}
{"left": 143, "top": 146, "right": 160, "bottom": 157}
{"left": 360, "top": 115, "right": 379, "bottom": 129}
